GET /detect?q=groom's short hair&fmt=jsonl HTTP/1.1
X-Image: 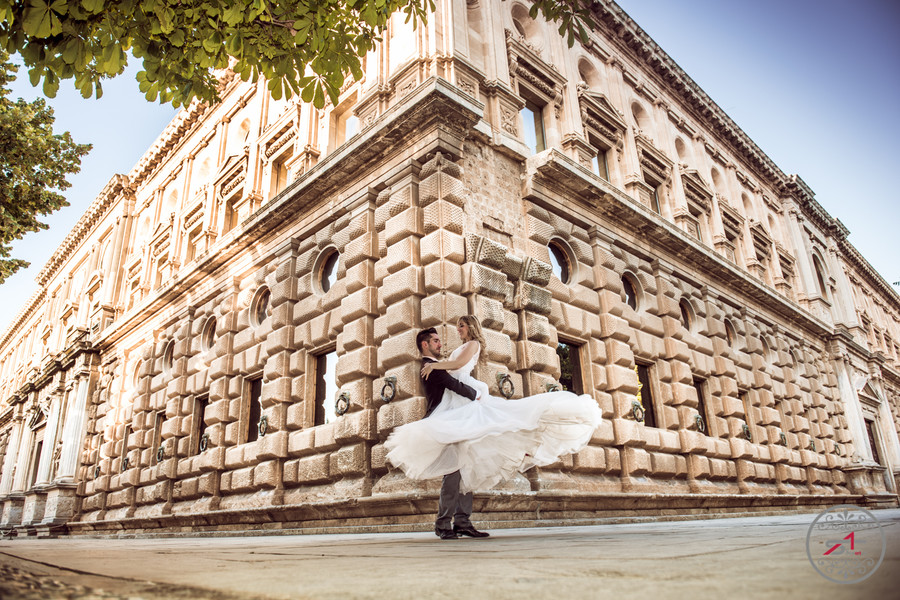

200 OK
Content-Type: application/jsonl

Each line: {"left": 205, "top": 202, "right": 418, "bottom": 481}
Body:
{"left": 416, "top": 327, "right": 438, "bottom": 354}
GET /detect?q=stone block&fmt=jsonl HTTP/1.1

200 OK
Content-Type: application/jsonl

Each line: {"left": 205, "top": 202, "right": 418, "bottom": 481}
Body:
{"left": 384, "top": 236, "right": 416, "bottom": 275}
{"left": 294, "top": 454, "right": 331, "bottom": 485}
{"left": 379, "top": 328, "right": 420, "bottom": 371}
{"left": 341, "top": 288, "right": 379, "bottom": 323}
{"left": 606, "top": 363, "right": 639, "bottom": 394}
{"left": 382, "top": 267, "right": 424, "bottom": 305}
{"left": 258, "top": 430, "right": 289, "bottom": 460}
{"left": 573, "top": 445, "right": 606, "bottom": 473}
{"left": 343, "top": 232, "right": 379, "bottom": 270}
{"left": 288, "top": 428, "right": 316, "bottom": 457}
{"left": 384, "top": 207, "right": 423, "bottom": 246}
{"left": 463, "top": 263, "right": 508, "bottom": 302}
{"left": 334, "top": 408, "right": 377, "bottom": 443}
{"left": 513, "top": 282, "right": 552, "bottom": 315}
{"left": 599, "top": 313, "right": 630, "bottom": 343}
{"left": 330, "top": 442, "right": 368, "bottom": 476}
{"left": 340, "top": 318, "right": 372, "bottom": 353}
{"left": 650, "top": 452, "right": 677, "bottom": 476}
{"left": 423, "top": 199, "right": 465, "bottom": 234}
{"left": 313, "top": 422, "right": 338, "bottom": 451}
{"left": 228, "top": 466, "right": 255, "bottom": 493}
{"left": 420, "top": 228, "right": 465, "bottom": 265}
{"left": 333, "top": 346, "right": 375, "bottom": 381}
{"left": 377, "top": 397, "right": 425, "bottom": 435}
{"left": 625, "top": 447, "right": 651, "bottom": 476}
{"left": 517, "top": 340, "right": 557, "bottom": 372}
{"left": 253, "top": 460, "right": 280, "bottom": 489}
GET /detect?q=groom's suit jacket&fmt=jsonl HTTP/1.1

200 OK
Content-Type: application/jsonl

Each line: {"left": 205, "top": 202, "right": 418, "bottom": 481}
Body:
{"left": 421, "top": 357, "right": 478, "bottom": 417}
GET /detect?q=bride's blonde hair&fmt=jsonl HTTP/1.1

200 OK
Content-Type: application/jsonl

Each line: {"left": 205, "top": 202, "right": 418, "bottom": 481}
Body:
{"left": 458, "top": 315, "right": 487, "bottom": 367}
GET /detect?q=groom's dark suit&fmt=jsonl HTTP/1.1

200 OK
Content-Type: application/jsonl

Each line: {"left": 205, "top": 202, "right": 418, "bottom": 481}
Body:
{"left": 421, "top": 357, "right": 478, "bottom": 534}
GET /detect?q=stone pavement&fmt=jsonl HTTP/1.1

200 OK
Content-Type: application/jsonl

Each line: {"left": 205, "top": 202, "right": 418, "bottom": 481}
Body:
{"left": 1, "top": 510, "right": 898, "bottom": 600}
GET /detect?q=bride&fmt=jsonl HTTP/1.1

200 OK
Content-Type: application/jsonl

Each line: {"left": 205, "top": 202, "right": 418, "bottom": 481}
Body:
{"left": 385, "top": 315, "right": 603, "bottom": 493}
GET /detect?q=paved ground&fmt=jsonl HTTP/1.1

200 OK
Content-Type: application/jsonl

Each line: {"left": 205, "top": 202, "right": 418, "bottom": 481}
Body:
{"left": 1, "top": 509, "right": 898, "bottom": 600}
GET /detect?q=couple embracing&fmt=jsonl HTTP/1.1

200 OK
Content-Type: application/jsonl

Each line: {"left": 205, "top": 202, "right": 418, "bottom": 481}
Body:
{"left": 385, "top": 316, "right": 603, "bottom": 540}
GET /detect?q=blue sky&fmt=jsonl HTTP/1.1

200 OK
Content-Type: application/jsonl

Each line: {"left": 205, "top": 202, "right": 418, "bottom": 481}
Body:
{"left": 1, "top": 0, "right": 898, "bottom": 331}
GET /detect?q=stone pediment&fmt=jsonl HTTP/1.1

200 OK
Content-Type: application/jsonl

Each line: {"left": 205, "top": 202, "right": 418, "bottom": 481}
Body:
{"left": 749, "top": 220, "right": 773, "bottom": 259}
{"left": 576, "top": 85, "right": 626, "bottom": 145}
{"left": 635, "top": 133, "right": 672, "bottom": 183}
{"left": 505, "top": 29, "right": 566, "bottom": 103}
{"left": 215, "top": 154, "right": 247, "bottom": 200}
{"left": 680, "top": 168, "right": 712, "bottom": 213}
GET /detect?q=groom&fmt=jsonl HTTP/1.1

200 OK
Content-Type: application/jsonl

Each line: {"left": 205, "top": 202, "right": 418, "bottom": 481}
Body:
{"left": 416, "top": 327, "right": 490, "bottom": 540}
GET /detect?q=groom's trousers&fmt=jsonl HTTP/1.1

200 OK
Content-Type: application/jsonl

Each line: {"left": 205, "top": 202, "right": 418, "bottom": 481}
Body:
{"left": 436, "top": 470, "right": 472, "bottom": 529}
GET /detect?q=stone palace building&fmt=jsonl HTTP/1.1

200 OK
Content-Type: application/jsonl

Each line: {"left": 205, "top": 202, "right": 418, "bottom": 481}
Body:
{"left": 1, "top": 1, "right": 898, "bottom": 537}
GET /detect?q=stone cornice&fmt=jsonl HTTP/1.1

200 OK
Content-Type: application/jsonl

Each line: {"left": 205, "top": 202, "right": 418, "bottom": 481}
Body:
{"left": 127, "top": 99, "right": 209, "bottom": 189}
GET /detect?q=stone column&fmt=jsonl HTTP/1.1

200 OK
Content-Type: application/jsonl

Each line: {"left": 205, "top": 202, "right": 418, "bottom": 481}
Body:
{"left": 0, "top": 414, "right": 23, "bottom": 496}
{"left": 34, "top": 392, "right": 63, "bottom": 486}
{"left": 0, "top": 413, "right": 26, "bottom": 529}
{"left": 56, "top": 376, "right": 91, "bottom": 482}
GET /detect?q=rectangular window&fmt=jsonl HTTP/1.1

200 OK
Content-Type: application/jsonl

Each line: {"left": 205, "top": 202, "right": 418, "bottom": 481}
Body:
{"left": 270, "top": 154, "right": 291, "bottom": 199}
{"left": 591, "top": 148, "right": 609, "bottom": 181}
{"left": 651, "top": 186, "right": 662, "bottom": 214}
{"left": 520, "top": 97, "right": 546, "bottom": 155}
{"left": 635, "top": 363, "right": 657, "bottom": 428}
{"left": 152, "top": 411, "right": 166, "bottom": 464}
{"left": 193, "top": 395, "right": 209, "bottom": 455}
{"left": 864, "top": 419, "right": 881, "bottom": 464}
{"left": 557, "top": 341, "right": 584, "bottom": 395}
{"left": 693, "top": 378, "right": 711, "bottom": 436}
{"left": 245, "top": 377, "right": 262, "bottom": 443}
{"left": 314, "top": 351, "right": 338, "bottom": 426}
{"left": 28, "top": 439, "right": 43, "bottom": 488}
{"left": 223, "top": 198, "right": 237, "bottom": 234}
{"left": 693, "top": 221, "right": 702, "bottom": 241}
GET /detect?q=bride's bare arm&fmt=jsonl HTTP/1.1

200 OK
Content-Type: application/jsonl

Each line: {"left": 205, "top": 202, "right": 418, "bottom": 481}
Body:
{"left": 421, "top": 341, "right": 480, "bottom": 379}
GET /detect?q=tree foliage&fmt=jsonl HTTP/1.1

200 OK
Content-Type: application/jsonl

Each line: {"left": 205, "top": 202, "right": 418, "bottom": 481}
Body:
{"left": 0, "top": 0, "right": 598, "bottom": 109}
{"left": 0, "top": 50, "right": 90, "bottom": 284}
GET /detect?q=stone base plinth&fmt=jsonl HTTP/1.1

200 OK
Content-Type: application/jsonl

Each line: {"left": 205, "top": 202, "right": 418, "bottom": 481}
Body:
{"left": 63, "top": 490, "right": 889, "bottom": 537}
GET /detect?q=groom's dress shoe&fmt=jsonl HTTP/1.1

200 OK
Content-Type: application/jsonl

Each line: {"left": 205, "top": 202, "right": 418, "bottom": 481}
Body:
{"left": 435, "top": 527, "right": 458, "bottom": 540}
{"left": 454, "top": 525, "right": 490, "bottom": 538}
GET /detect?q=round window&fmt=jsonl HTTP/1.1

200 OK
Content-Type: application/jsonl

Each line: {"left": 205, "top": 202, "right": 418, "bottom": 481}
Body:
{"left": 679, "top": 299, "right": 693, "bottom": 332}
{"left": 252, "top": 287, "right": 270, "bottom": 326}
{"left": 548, "top": 241, "right": 571, "bottom": 284}
{"left": 622, "top": 274, "right": 638, "bottom": 310}
{"left": 320, "top": 250, "right": 340, "bottom": 293}
{"left": 201, "top": 316, "right": 216, "bottom": 352}
{"left": 725, "top": 319, "right": 736, "bottom": 347}
{"left": 162, "top": 341, "right": 175, "bottom": 375}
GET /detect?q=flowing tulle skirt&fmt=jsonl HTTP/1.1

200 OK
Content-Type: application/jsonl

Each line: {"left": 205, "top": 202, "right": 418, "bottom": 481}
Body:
{"left": 384, "top": 377, "right": 603, "bottom": 493}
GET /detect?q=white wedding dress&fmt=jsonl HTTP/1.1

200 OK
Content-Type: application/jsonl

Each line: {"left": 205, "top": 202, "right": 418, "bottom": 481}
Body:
{"left": 385, "top": 343, "right": 603, "bottom": 493}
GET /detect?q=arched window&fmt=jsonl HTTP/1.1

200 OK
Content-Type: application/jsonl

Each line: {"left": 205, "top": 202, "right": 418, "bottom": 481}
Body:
{"left": 631, "top": 101, "right": 652, "bottom": 133}
{"left": 813, "top": 255, "right": 829, "bottom": 299}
